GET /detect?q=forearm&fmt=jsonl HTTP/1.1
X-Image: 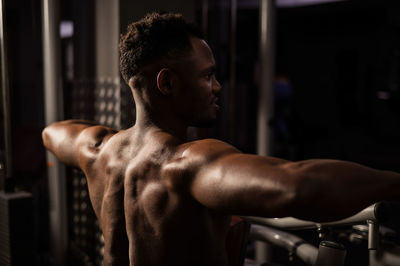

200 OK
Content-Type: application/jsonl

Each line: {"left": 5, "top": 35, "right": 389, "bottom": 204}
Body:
{"left": 287, "top": 159, "right": 400, "bottom": 222}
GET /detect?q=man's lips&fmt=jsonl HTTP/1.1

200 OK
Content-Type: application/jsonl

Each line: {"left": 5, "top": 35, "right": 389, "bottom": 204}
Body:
{"left": 212, "top": 97, "right": 220, "bottom": 110}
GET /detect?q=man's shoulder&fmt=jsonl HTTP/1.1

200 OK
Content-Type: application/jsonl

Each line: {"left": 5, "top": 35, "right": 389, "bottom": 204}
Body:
{"left": 75, "top": 125, "right": 121, "bottom": 169}
{"left": 161, "top": 139, "right": 238, "bottom": 193}
{"left": 78, "top": 124, "right": 118, "bottom": 143}
{"left": 180, "top": 138, "right": 239, "bottom": 161}
{"left": 165, "top": 138, "right": 239, "bottom": 174}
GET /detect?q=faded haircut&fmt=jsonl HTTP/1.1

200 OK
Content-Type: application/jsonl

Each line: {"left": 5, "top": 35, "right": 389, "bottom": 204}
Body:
{"left": 119, "top": 12, "right": 204, "bottom": 84}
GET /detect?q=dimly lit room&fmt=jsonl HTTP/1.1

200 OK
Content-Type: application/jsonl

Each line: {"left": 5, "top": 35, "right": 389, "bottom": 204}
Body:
{"left": 1, "top": 0, "right": 400, "bottom": 265}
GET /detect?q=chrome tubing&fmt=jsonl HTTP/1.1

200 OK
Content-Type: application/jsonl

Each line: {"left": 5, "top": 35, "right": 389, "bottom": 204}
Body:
{"left": 250, "top": 224, "right": 318, "bottom": 265}
{"left": 257, "top": 0, "right": 275, "bottom": 157}
{"left": 316, "top": 241, "right": 346, "bottom": 266}
{"left": 42, "top": 0, "right": 67, "bottom": 265}
{"left": 256, "top": 1, "right": 276, "bottom": 262}
{"left": 0, "top": 0, "right": 13, "bottom": 192}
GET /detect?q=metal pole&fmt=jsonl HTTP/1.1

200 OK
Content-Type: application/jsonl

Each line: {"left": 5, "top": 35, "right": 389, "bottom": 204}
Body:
{"left": 229, "top": 0, "right": 237, "bottom": 143}
{"left": 95, "top": 0, "right": 120, "bottom": 128}
{"left": 256, "top": 0, "right": 276, "bottom": 264}
{"left": 257, "top": 0, "right": 275, "bottom": 157}
{"left": 42, "top": 0, "right": 67, "bottom": 265}
{"left": 0, "top": 0, "right": 14, "bottom": 192}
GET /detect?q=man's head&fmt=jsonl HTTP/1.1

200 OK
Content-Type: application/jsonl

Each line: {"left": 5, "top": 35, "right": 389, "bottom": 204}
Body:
{"left": 119, "top": 12, "right": 203, "bottom": 85}
{"left": 120, "top": 12, "right": 221, "bottom": 127}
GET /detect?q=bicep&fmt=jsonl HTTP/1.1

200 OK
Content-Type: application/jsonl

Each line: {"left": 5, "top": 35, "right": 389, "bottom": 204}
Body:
{"left": 190, "top": 153, "right": 297, "bottom": 218}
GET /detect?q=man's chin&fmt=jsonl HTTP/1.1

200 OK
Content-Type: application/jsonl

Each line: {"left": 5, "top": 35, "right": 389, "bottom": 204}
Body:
{"left": 191, "top": 117, "right": 217, "bottom": 128}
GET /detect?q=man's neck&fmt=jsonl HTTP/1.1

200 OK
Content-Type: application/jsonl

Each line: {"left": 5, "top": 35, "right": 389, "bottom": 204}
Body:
{"left": 134, "top": 102, "right": 188, "bottom": 141}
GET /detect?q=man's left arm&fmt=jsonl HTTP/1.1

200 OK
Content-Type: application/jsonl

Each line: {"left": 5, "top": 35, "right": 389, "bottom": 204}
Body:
{"left": 186, "top": 140, "right": 400, "bottom": 222}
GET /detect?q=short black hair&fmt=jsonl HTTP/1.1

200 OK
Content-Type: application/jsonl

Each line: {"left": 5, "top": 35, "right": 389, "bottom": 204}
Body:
{"left": 119, "top": 12, "right": 204, "bottom": 84}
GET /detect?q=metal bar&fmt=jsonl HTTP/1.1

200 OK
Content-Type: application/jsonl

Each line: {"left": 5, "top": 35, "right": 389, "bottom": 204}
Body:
{"left": 245, "top": 204, "right": 378, "bottom": 230}
{"left": 257, "top": 0, "right": 275, "bottom": 157}
{"left": 256, "top": 0, "right": 276, "bottom": 263}
{"left": 95, "top": 0, "right": 120, "bottom": 129}
{"left": 42, "top": 0, "right": 67, "bottom": 265}
{"left": 0, "top": 0, "right": 14, "bottom": 192}
{"left": 250, "top": 224, "right": 318, "bottom": 265}
{"left": 368, "top": 219, "right": 379, "bottom": 250}
{"left": 96, "top": 0, "right": 119, "bottom": 79}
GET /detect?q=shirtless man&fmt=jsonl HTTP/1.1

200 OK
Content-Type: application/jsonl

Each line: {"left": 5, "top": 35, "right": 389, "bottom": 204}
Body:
{"left": 42, "top": 12, "right": 400, "bottom": 266}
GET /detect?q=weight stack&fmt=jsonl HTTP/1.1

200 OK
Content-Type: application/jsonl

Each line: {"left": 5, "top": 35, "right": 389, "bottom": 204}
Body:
{"left": 0, "top": 191, "right": 33, "bottom": 266}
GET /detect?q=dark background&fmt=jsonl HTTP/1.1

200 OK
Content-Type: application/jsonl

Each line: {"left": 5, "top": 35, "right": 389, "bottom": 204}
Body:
{"left": 1, "top": 0, "right": 400, "bottom": 264}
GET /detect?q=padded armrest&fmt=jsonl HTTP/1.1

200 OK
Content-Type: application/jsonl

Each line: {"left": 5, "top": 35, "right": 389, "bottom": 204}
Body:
{"left": 243, "top": 203, "right": 378, "bottom": 230}
{"left": 244, "top": 201, "right": 400, "bottom": 230}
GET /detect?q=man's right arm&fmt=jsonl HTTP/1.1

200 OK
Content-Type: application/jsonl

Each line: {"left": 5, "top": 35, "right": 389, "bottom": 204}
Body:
{"left": 42, "top": 120, "right": 117, "bottom": 169}
{"left": 186, "top": 139, "right": 400, "bottom": 222}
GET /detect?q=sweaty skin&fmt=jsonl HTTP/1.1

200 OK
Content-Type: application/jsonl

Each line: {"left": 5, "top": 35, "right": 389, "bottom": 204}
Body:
{"left": 43, "top": 38, "right": 400, "bottom": 266}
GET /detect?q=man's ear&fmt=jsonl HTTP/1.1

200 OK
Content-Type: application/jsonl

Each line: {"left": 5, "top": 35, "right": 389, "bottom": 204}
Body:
{"left": 156, "top": 68, "right": 174, "bottom": 95}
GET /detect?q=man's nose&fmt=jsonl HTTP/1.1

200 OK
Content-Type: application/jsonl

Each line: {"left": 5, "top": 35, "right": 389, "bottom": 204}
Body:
{"left": 213, "top": 78, "right": 222, "bottom": 93}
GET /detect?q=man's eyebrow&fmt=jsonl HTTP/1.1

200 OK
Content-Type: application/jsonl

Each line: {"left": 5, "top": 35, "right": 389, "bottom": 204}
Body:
{"left": 202, "top": 65, "right": 216, "bottom": 74}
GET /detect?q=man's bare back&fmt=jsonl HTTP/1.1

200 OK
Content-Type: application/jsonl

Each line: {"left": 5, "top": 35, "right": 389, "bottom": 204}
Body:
{"left": 68, "top": 124, "right": 235, "bottom": 265}
{"left": 43, "top": 12, "right": 400, "bottom": 266}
